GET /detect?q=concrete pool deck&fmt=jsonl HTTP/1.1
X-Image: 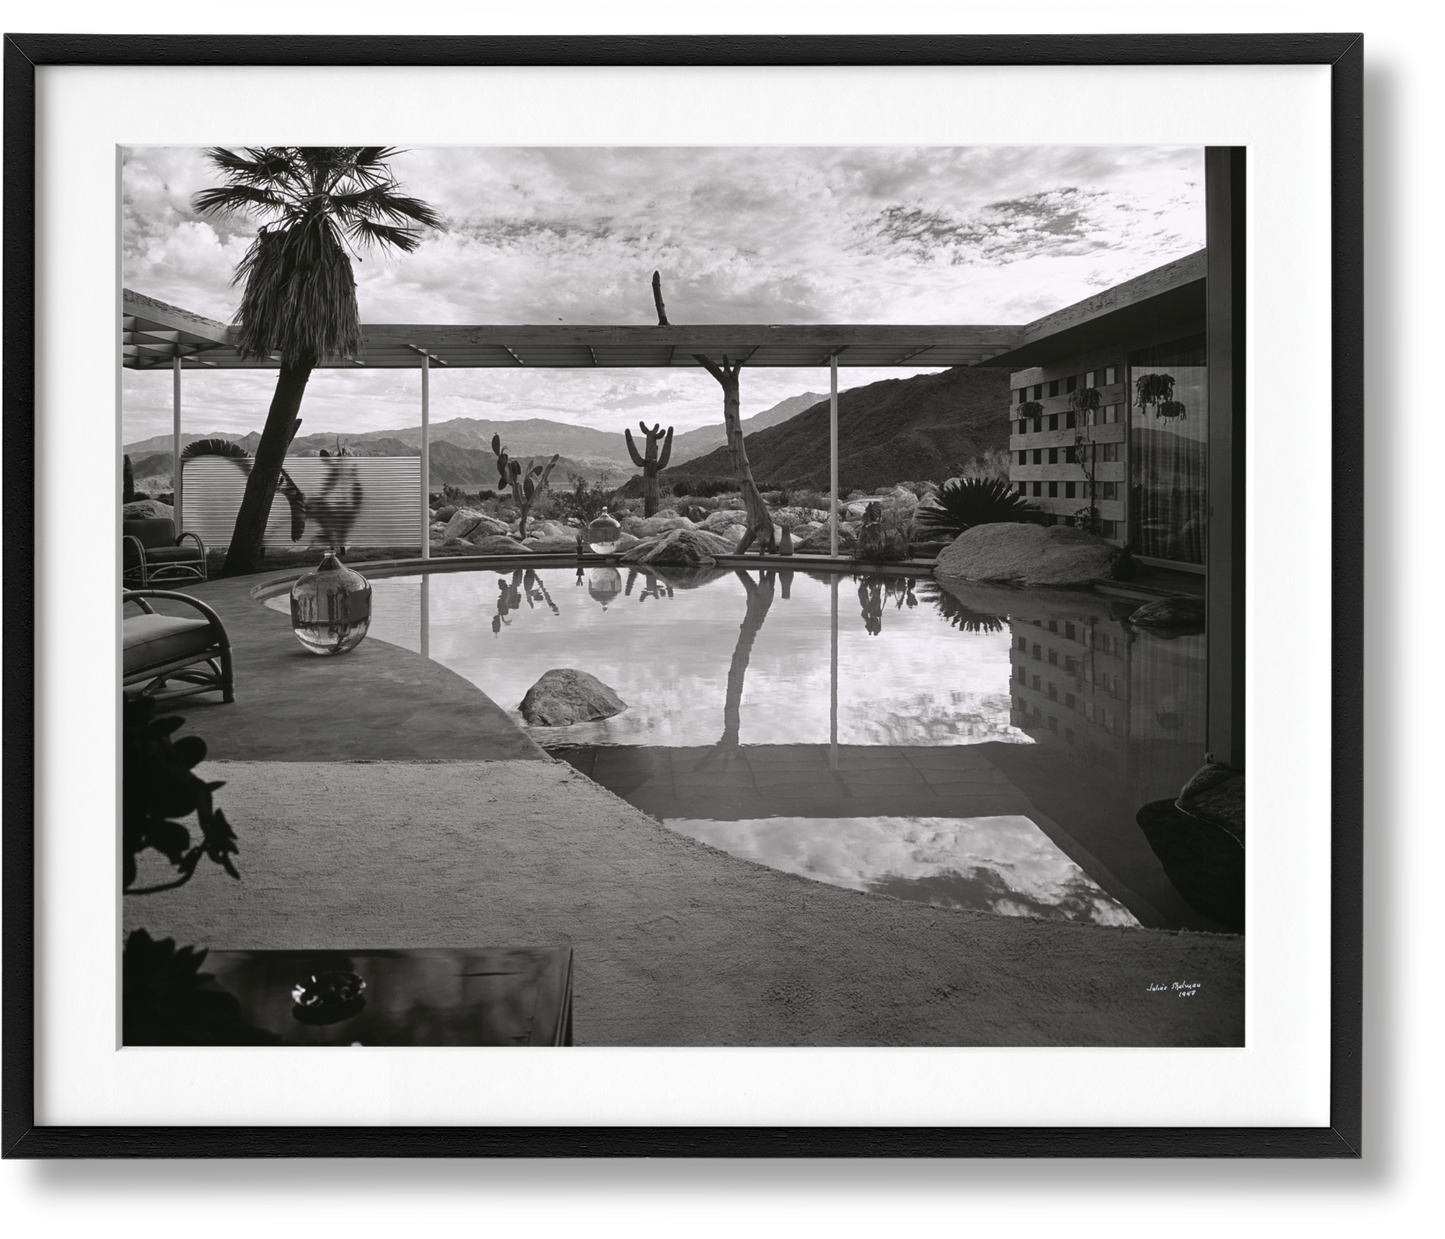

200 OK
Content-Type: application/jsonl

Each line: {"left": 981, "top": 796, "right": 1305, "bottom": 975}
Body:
{"left": 126, "top": 562, "right": 1244, "bottom": 1047}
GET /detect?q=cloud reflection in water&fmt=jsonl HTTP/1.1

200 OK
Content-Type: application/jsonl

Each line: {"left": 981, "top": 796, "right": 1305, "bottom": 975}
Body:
{"left": 671, "top": 814, "right": 1140, "bottom": 925}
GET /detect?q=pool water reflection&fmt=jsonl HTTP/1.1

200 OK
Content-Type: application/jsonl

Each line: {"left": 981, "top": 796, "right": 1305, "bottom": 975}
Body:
{"left": 670, "top": 814, "right": 1140, "bottom": 925}
{"left": 272, "top": 564, "right": 1223, "bottom": 930}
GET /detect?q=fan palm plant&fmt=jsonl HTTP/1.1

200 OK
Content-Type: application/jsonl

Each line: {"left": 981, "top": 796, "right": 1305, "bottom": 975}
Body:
{"left": 192, "top": 147, "right": 442, "bottom": 575}
{"left": 913, "top": 476, "right": 1038, "bottom": 539}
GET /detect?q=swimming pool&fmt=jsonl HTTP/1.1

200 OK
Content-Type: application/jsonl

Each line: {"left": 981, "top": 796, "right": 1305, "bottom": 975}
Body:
{"left": 270, "top": 563, "right": 1217, "bottom": 930}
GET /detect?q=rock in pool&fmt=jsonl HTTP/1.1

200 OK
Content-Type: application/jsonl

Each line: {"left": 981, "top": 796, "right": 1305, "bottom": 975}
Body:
{"left": 519, "top": 668, "right": 627, "bottom": 726}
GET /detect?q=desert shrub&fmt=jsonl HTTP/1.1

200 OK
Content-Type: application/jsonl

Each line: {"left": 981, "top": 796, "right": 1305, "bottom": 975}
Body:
{"left": 951, "top": 448, "right": 1012, "bottom": 483}
{"left": 761, "top": 488, "right": 791, "bottom": 506}
{"left": 525, "top": 489, "right": 561, "bottom": 522}
{"left": 850, "top": 502, "right": 913, "bottom": 564}
{"left": 553, "top": 476, "right": 618, "bottom": 524}
{"left": 787, "top": 488, "right": 831, "bottom": 514}
{"left": 685, "top": 477, "right": 736, "bottom": 499}
{"left": 913, "top": 476, "right": 1038, "bottom": 539}
{"left": 671, "top": 479, "right": 692, "bottom": 497}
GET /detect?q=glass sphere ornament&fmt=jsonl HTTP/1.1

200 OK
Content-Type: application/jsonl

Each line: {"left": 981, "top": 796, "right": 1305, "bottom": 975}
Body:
{"left": 289, "top": 550, "right": 372, "bottom": 655}
{"left": 585, "top": 507, "right": 623, "bottom": 554}
{"left": 587, "top": 566, "right": 623, "bottom": 610}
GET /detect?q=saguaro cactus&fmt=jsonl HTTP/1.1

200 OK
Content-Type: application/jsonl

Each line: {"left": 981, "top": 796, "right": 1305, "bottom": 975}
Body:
{"left": 491, "top": 434, "right": 559, "bottom": 538}
{"left": 625, "top": 421, "right": 674, "bottom": 516}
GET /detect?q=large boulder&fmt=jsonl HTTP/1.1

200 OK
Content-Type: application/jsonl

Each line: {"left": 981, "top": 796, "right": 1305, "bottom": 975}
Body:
{"left": 794, "top": 521, "right": 857, "bottom": 553}
{"left": 618, "top": 527, "right": 720, "bottom": 568}
{"left": 525, "top": 519, "right": 577, "bottom": 542}
{"left": 880, "top": 485, "right": 920, "bottom": 511}
{"left": 623, "top": 514, "right": 697, "bottom": 538}
{"left": 1176, "top": 763, "right": 1245, "bottom": 846}
{"left": 518, "top": 669, "right": 627, "bottom": 726}
{"left": 1134, "top": 762, "right": 1246, "bottom": 932}
{"left": 442, "top": 508, "right": 510, "bottom": 542}
{"left": 522, "top": 536, "right": 582, "bottom": 554}
{"left": 467, "top": 534, "right": 531, "bottom": 555}
{"left": 1128, "top": 595, "right": 1206, "bottom": 630}
{"left": 770, "top": 505, "right": 822, "bottom": 528}
{"left": 700, "top": 508, "right": 749, "bottom": 533}
{"left": 122, "top": 499, "right": 174, "bottom": 521}
{"left": 935, "top": 523, "right": 1121, "bottom": 587}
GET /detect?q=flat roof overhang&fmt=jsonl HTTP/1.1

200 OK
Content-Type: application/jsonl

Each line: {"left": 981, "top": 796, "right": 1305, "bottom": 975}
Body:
{"left": 123, "top": 290, "right": 1026, "bottom": 372}
{"left": 975, "top": 250, "right": 1207, "bottom": 371}
{"left": 124, "top": 248, "right": 1205, "bottom": 374}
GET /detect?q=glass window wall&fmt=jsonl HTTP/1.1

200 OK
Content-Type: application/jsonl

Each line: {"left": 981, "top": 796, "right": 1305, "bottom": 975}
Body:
{"left": 1129, "top": 334, "right": 1207, "bottom": 565}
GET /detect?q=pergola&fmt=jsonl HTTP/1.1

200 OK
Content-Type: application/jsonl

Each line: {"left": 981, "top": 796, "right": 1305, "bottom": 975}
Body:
{"left": 123, "top": 287, "right": 1026, "bottom": 557}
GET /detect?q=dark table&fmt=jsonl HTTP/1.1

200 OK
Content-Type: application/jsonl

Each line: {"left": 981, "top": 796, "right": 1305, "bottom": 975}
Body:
{"left": 126, "top": 946, "right": 573, "bottom": 1047}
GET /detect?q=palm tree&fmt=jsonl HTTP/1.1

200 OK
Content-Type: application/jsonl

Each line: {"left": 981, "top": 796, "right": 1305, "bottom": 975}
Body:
{"left": 192, "top": 147, "right": 443, "bottom": 575}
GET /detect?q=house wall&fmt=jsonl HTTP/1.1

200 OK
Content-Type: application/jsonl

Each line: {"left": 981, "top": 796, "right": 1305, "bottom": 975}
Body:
{"left": 1007, "top": 323, "right": 1208, "bottom": 554}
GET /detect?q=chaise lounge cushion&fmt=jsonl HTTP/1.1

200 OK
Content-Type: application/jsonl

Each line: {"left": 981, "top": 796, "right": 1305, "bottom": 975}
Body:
{"left": 123, "top": 613, "right": 217, "bottom": 676}
{"left": 126, "top": 543, "right": 203, "bottom": 566}
{"left": 124, "top": 518, "right": 181, "bottom": 549}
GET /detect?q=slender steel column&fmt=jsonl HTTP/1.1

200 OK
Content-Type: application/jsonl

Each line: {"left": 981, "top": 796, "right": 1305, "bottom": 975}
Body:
{"left": 420, "top": 353, "right": 431, "bottom": 558}
{"left": 830, "top": 575, "right": 839, "bottom": 768}
{"left": 420, "top": 573, "right": 430, "bottom": 661}
{"left": 172, "top": 356, "right": 182, "bottom": 531}
{"left": 829, "top": 355, "right": 839, "bottom": 558}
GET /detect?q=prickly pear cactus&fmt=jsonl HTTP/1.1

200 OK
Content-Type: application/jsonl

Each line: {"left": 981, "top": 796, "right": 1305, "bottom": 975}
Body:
{"left": 491, "top": 434, "right": 557, "bottom": 538}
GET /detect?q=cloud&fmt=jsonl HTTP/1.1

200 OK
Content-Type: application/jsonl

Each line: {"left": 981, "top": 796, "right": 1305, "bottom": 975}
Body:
{"left": 121, "top": 144, "right": 1206, "bottom": 441}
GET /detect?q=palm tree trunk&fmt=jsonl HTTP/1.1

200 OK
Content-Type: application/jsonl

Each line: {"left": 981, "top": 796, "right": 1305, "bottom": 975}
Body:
{"left": 692, "top": 355, "right": 775, "bottom": 552}
{"left": 222, "top": 359, "right": 313, "bottom": 576}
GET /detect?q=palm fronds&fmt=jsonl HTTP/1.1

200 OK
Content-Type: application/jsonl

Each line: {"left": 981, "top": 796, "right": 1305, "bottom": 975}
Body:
{"left": 191, "top": 146, "right": 443, "bottom": 364}
{"left": 914, "top": 476, "right": 1038, "bottom": 539}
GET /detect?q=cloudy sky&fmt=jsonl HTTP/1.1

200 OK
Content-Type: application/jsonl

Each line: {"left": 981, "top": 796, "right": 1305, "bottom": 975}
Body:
{"left": 121, "top": 145, "right": 1204, "bottom": 444}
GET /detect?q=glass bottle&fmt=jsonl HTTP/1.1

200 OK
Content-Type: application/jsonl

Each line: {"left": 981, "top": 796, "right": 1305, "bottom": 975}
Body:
{"left": 585, "top": 506, "right": 623, "bottom": 554}
{"left": 290, "top": 550, "right": 372, "bottom": 655}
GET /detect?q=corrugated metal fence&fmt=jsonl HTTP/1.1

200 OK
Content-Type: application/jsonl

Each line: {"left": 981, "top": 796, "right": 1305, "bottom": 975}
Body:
{"left": 183, "top": 456, "right": 421, "bottom": 550}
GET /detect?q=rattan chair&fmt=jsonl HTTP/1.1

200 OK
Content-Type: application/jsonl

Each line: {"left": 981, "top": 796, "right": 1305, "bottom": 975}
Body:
{"left": 123, "top": 590, "right": 234, "bottom": 703}
{"left": 123, "top": 518, "right": 207, "bottom": 588}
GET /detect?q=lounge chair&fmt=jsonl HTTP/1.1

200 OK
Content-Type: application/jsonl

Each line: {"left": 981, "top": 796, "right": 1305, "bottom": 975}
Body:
{"left": 123, "top": 590, "right": 234, "bottom": 703}
{"left": 123, "top": 518, "right": 207, "bottom": 587}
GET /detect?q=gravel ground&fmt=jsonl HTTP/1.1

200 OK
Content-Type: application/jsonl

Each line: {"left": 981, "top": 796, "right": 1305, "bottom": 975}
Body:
{"left": 125, "top": 758, "right": 1245, "bottom": 1046}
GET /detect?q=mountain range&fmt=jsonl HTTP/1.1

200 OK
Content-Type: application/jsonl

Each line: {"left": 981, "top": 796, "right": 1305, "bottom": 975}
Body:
{"left": 668, "top": 366, "right": 1011, "bottom": 492}
{"left": 123, "top": 389, "right": 830, "bottom": 490}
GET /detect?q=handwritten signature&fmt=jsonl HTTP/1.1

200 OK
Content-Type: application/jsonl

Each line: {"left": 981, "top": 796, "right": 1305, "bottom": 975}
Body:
{"left": 1146, "top": 981, "right": 1202, "bottom": 998}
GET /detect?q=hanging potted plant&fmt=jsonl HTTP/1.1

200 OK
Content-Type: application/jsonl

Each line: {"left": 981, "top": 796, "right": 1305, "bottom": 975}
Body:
{"left": 1069, "top": 386, "right": 1102, "bottom": 422}
{"left": 1134, "top": 373, "right": 1186, "bottom": 420}
{"left": 1017, "top": 400, "right": 1044, "bottom": 420}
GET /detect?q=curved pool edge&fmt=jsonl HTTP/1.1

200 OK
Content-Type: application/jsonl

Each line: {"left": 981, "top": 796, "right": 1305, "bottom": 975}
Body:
{"left": 245, "top": 549, "right": 942, "bottom": 602}
{"left": 157, "top": 572, "right": 549, "bottom": 764}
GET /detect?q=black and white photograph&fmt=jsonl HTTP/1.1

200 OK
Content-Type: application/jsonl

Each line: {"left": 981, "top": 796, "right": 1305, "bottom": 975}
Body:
{"left": 118, "top": 140, "right": 1246, "bottom": 1051}
{"left": 8, "top": 24, "right": 1375, "bottom": 1167}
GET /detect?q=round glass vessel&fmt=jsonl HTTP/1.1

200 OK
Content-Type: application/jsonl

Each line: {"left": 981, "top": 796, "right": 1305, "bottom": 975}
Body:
{"left": 585, "top": 507, "right": 623, "bottom": 554}
{"left": 587, "top": 566, "right": 623, "bottom": 610}
{"left": 289, "top": 551, "right": 373, "bottom": 655}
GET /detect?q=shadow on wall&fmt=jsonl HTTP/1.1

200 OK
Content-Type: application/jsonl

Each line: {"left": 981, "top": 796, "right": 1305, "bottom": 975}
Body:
{"left": 181, "top": 442, "right": 371, "bottom": 549}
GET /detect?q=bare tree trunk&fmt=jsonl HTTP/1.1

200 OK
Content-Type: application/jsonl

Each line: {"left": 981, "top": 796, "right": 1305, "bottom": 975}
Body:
{"left": 693, "top": 354, "right": 775, "bottom": 552}
{"left": 688, "top": 567, "right": 777, "bottom": 767}
{"left": 222, "top": 359, "right": 313, "bottom": 576}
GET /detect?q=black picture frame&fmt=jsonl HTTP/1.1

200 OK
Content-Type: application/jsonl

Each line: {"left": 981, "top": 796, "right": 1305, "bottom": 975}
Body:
{"left": 0, "top": 26, "right": 1416, "bottom": 1220}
